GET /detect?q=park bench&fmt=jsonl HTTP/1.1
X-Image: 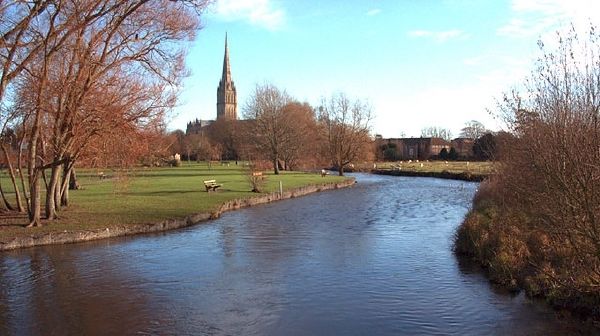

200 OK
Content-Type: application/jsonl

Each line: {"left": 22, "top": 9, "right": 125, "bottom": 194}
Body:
{"left": 203, "top": 179, "right": 222, "bottom": 192}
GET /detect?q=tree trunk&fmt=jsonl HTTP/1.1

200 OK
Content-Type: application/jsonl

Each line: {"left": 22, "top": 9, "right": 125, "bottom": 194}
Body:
{"left": 62, "top": 165, "right": 78, "bottom": 207}
{"left": 1, "top": 145, "right": 24, "bottom": 211}
{"left": 68, "top": 168, "right": 79, "bottom": 190}
{"left": 27, "top": 111, "right": 43, "bottom": 227}
{"left": 27, "top": 173, "right": 41, "bottom": 227}
{"left": 17, "top": 136, "right": 30, "bottom": 214}
{"left": 273, "top": 157, "right": 279, "bottom": 175}
{"left": 45, "top": 164, "right": 61, "bottom": 220}
{"left": 53, "top": 163, "right": 63, "bottom": 212}
{"left": 60, "top": 162, "right": 69, "bottom": 206}
{"left": 26, "top": 38, "right": 47, "bottom": 227}
{"left": 338, "top": 164, "right": 344, "bottom": 176}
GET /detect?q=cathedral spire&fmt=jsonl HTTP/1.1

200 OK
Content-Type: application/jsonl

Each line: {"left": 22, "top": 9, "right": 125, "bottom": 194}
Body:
{"left": 222, "top": 32, "right": 231, "bottom": 83}
{"left": 217, "top": 33, "right": 237, "bottom": 120}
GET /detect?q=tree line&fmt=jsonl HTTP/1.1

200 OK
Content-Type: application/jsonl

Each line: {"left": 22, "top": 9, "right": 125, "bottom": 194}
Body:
{"left": 0, "top": 0, "right": 211, "bottom": 226}
{"left": 169, "top": 83, "right": 374, "bottom": 177}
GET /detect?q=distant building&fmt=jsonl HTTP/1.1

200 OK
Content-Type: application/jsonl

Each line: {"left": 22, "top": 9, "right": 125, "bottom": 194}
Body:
{"left": 376, "top": 137, "right": 451, "bottom": 160}
{"left": 186, "top": 119, "right": 213, "bottom": 135}
{"left": 450, "top": 137, "right": 474, "bottom": 158}
{"left": 186, "top": 34, "right": 237, "bottom": 135}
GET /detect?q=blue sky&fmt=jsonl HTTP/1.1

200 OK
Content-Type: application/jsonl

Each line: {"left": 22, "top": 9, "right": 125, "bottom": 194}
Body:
{"left": 170, "top": 0, "right": 600, "bottom": 138}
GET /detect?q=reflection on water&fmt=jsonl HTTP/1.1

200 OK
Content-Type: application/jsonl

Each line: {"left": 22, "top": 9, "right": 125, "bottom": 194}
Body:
{"left": 0, "top": 174, "right": 596, "bottom": 335}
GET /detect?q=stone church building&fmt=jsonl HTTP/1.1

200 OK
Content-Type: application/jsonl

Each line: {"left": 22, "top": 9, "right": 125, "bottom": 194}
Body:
{"left": 186, "top": 34, "right": 237, "bottom": 135}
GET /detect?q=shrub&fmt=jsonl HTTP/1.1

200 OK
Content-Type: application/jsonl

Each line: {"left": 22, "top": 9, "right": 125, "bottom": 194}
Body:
{"left": 439, "top": 147, "right": 449, "bottom": 160}
{"left": 448, "top": 147, "right": 458, "bottom": 160}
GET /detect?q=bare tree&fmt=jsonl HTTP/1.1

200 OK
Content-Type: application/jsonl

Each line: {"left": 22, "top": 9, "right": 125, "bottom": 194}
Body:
{"left": 420, "top": 126, "right": 452, "bottom": 141}
{"left": 243, "top": 83, "right": 293, "bottom": 174}
{"left": 4, "top": 0, "right": 210, "bottom": 226}
{"left": 207, "top": 119, "right": 241, "bottom": 160}
{"left": 457, "top": 25, "right": 600, "bottom": 313}
{"left": 459, "top": 120, "right": 487, "bottom": 139}
{"left": 318, "top": 93, "right": 372, "bottom": 176}
{"left": 279, "top": 102, "right": 318, "bottom": 170}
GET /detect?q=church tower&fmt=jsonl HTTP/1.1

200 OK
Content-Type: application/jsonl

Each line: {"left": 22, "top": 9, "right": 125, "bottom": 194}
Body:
{"left": 217, "top": 34, "right": 237, "bottom": 120}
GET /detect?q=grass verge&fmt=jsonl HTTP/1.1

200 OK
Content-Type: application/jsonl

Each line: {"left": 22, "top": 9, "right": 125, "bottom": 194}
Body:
{"left": 0, "top": 162, "right": 347, "bottom": 242}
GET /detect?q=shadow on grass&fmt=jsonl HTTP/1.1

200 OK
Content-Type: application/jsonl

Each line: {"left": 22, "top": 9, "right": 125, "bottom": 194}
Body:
{"left": 121, "top": 189, "right": 256, "bottom": 197}
{"left": 0, "top": 211, "right": 29, "bottom": 227}
{"left": 78, "top": 172, "right": 232, "bottom": 178}
{"left": 124, "top": 190, "right": 201, "bottom": 196}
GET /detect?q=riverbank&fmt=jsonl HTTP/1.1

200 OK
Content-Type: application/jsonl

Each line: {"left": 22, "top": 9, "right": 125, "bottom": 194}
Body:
{"left": 371, "top": 169, "right": 487, "bottom": 182}
{"left": 366, "top": 161, "right": 492, "bottom": 181}
{"left": 0, "top": 163, "right": 353, "bottom": 251}
{"left": 455, "top": 180, "right": 600, "bottom": 323}
{"left": 0, "top": 179, "right": 354, "bottom": 251}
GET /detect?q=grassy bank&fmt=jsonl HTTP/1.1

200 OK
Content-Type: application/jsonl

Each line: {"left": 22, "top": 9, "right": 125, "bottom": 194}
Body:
{"left": 0, "top": 163, "right": 346, "bottom": 241}
{"left": 373, "top": 161, "right": 494, "bottom": 175}
{"left": 370, "top": 161, "right": 493, "bottom": 181}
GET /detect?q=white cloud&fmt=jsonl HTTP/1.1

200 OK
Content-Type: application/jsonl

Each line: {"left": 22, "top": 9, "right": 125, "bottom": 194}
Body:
{"left": 498, "top": 0, "right": 600, "bottom": 38}
{"left": 407, "top": 29, "right": 468, "bottom": 42}
{"left": 214, "top": 0, "right": 285, "bottom": 31}
{"left": 367, "top": 9, "right": 381, "bottom": 16}
{"left": 375, "top": 81, "right": 507, "bottom": 138}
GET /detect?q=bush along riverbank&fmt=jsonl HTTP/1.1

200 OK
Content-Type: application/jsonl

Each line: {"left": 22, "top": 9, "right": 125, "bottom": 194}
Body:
{"left": 454, "top": 178, "right": 600, "bottom": 322}
{"left": 372, "top": 169, "right": 487, "bottom": 182}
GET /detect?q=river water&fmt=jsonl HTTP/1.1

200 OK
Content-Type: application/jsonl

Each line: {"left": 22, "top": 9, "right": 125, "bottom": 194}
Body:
{"left": 0, "top": 174, "right": 594, "bottom": 335}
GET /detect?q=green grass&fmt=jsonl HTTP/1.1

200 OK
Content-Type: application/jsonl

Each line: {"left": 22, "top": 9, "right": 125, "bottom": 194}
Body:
{"left": 372, "top": 160, "right": 495, "bottom": 175}
{"left": 0, "top": 162, "right": 346, "bottom": 240}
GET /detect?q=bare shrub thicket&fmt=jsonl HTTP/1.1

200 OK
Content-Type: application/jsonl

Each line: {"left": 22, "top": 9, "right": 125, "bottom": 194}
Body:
{"left": 456, "top": 26, "right": 600, "bottom": 317}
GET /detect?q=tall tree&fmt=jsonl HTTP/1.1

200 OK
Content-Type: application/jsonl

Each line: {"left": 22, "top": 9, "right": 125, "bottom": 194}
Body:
{"left": 5, "top": 0, "right": 210, "bottom": 226}
{"left": 279, "top": 102, "right": 318, "bottom": 170}
{"left": 243, "top": 83, "right": 292, "bottom": 174}
{"left": 318, "top": 93, "right": 372, "bottom": 176}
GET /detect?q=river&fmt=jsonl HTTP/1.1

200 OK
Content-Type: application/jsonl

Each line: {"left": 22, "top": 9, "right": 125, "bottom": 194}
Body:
{"left": 0, "top": 174, "right": 593, "bottom": 335}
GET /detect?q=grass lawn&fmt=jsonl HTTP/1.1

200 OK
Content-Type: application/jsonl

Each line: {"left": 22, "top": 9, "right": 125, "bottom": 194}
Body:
{"left": 0, "top": 162, "right": 346, "bottom": 240}
{"left": 372, "top": 160, "right": 495, "bottom": 175}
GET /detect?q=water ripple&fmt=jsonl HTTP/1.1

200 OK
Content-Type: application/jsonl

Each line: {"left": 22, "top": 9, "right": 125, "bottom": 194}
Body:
{"left": 0, "top": 174, "right": 595, "bottom": 335}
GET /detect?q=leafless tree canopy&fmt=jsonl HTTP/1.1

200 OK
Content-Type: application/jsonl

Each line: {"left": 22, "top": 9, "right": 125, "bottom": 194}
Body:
{"left": 0, "top": 0, "right": 211, "bottom": 226}
{"left": 242, "top": 83, "right": 322, "bottom": 174}
{"left": 243, "top": 83, "right": 293, "bottom": 174}
{"left": 318, "top": 93, "right": 372, "bottom": 176}
{"left": 459, "top": 120, "right": 487, "bottom": 139}
{"left": 420, "top": 126, "right": 452, "bottom": 141}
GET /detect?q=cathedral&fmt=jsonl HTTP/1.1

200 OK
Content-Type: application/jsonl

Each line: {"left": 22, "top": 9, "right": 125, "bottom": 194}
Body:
{"left": 186, "top": 34, "right": 237, "bottom": 135}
